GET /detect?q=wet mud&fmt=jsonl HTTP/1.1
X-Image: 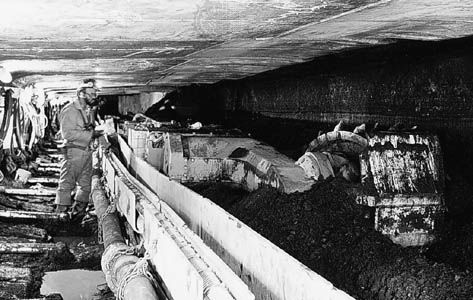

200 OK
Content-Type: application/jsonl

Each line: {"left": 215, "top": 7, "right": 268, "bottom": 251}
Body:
{"left": 0, "top": 189, "right": 101, "bottom": 300}
{"left": 0, "top": 218, "right": 103, "bottom": 299}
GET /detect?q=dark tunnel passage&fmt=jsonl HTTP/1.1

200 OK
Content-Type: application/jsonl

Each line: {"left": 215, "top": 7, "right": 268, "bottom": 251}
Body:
{"left": 3, "top": 2, "right": 473, "bottom": 299}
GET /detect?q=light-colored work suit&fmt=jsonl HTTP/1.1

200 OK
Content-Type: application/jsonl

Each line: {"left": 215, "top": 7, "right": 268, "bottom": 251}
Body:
{"left": 55, "top": 99, "right": 94, "bottom": 207}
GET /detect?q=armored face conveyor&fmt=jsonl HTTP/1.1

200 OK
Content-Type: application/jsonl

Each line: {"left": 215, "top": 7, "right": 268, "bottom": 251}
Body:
{"left": 98, "top": 133, "right": 354, "bottom": 300}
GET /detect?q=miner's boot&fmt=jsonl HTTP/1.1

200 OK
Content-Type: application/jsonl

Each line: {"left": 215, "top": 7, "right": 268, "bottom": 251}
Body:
{"left": 55, "top": 204, "right": 70, "bottom": 213}
{"left": 69, "top": 201, "right": 88, "bottom": 223}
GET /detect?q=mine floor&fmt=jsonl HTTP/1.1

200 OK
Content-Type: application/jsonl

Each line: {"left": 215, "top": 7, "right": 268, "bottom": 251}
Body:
{"left": 0, "top": 144, "right": 112, "bottom": 300}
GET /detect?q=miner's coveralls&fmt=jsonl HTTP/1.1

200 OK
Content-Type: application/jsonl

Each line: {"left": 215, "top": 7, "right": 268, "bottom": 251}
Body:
{"left": 55, "top": 100, "right": 94, "bottom": 207}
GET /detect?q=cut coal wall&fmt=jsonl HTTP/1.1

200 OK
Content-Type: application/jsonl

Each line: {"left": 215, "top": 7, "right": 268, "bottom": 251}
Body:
{"left": 156, "top": 37, "right": 473, "bottom": 184}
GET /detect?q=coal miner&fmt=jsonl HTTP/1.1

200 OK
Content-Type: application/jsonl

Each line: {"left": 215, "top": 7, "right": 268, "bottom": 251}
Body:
{"left": 55, "top": 79, "right": 103, "bottom": 219}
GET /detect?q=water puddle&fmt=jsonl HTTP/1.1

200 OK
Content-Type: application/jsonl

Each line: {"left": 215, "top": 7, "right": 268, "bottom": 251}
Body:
{"left": 40, "top": 269, "right": 106, "bottom": 300}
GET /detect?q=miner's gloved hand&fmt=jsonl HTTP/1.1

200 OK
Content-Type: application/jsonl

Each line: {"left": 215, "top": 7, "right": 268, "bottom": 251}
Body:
{"left": 92, "top": 130, "right": 104, "bottom": 139}
{"left": 84, "top": 124, "right": 95, "bottom": 131}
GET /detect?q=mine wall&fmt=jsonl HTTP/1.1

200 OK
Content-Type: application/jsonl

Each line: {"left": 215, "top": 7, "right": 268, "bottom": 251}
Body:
{"left": 148, "top": 36, "right": 473, "bottom": 215}
{"left": 153, "top": 36, "right": 473, "bottom": 171}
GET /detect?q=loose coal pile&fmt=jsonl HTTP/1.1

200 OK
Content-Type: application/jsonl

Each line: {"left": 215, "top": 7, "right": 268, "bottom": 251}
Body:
{"left": 427, "top": 221, "right": 473, "bottom": 273}
{"left": 193, "top": 179, "right": 473, "bottom": 300}
{"left": 426, "top": 174, "right": 473, "bottom": 273}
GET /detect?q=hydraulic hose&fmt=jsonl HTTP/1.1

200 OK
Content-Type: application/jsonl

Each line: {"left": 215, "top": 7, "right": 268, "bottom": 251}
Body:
{"left": 13, "top": 99, "right": 25, "bottom": 150}
{"left": 0, "top": 89, "right": 13, "bottom": 147}
{"left": 91, "top": 175, "right": 161, "bottom": 300}
{"left": 9, "top": 98, "right": 23, "bottom": 152}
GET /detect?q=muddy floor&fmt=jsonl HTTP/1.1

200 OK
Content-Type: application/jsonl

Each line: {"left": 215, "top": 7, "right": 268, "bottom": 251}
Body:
{"left": 189, "top": 177, "right": 473, "bottom": 300}
{"left": 0, "top": 218, "right": 104, "bottom": 299}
